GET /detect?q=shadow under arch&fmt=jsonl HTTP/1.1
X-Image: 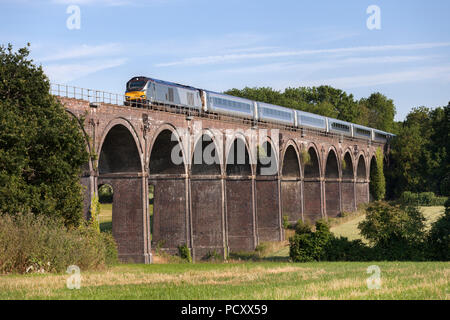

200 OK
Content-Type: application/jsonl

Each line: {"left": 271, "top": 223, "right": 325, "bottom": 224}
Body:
{"left": 190, "top": 133, "right": 224, "bottom": 260}
{"left": 303, "top": 146, "right": 322, "bottom": 222}
{"left": 324, "top": 149, "right": 340, "bottom": 218}
{"left": 356, "top": 154, "right": 369, "bottom": 207}
{"left": 148, "top": 127, "right": 189, "bottom": 254}
{"left": 341, "top": 151, "right": 356, "bottom": 212}
{"left": 225, "top": 136, "right": 256, "bottom": 252}
{"left": 280, "top": 143, "right": 302, "bottom": 224}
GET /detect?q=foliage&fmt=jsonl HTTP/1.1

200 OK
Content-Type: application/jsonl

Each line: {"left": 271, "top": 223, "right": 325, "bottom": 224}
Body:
{"left": 0, "top": 44, "right": 89, "bottom": 226}
{"left": 177, "top": 244, "right": 192, "bottom": 263}
{"left": 0, "top": 213, "right": 117, "bottom": 274}
{"left": 294, "top": 219, "right": 312, "bottom": 235}
{"left": 289, "top": 220, "right": 331, "bottom": 262}
{"left": 427, "top": 199, "right": 450, "bottom": 261}
{"left": 89, "top": 192, "right": 100, "bottom": 232}
{"left": 358, "top": 93, "right": 396, "bottom": 132}
{"left": 369, "top": 148, "right": 386, "bottom": 200}
{"left": 282, "top": 215, "right": 290, "bottom": 229}
{"left": 385, "top": 104, "right": 449, "bottom": 198}
{"left": 323, "top": 237, "right": 373, "bottom": 262}
{"left": 399, "top": 191, "right": 447, "bottom": 206}
{"left": 358, "top": 201, "right": 427, "bottom": 260}
{"left": 98, "top": 184, "right": 113, "bottom": 203}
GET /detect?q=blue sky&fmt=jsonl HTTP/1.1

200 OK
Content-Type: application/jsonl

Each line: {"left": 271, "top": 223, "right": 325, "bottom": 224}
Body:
{"left": 1, "top": 0, "right": 449, "bottom": 121}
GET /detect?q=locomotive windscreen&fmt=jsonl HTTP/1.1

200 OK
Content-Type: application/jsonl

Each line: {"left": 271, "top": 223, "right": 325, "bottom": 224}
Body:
{"left": 127, "top": 80, "right": 146, "bottom": 92}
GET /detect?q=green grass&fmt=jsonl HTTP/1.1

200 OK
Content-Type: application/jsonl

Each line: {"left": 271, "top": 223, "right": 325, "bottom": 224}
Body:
{"left": 0, "top": 262, "right": 448, "bottom": 299}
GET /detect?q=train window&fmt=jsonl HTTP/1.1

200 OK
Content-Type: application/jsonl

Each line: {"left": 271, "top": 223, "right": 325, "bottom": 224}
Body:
{"left": 331, "top": 122, "right": 350, "bottom": 132}
{"left": 356, "top": 128, "right": 371, "bottom": 136}
{"left": 168, "top": 88, "right": 174, "bottom": 102}
{"left": 301, "top": 115, "right": 325, "bottom": 127}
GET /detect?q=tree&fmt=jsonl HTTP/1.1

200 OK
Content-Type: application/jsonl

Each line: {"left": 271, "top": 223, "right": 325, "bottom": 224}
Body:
{"left": 358, "top": 93, "right": 396, "bottom": 132}
{"left": 0, "top": 44, "right": 89, "bottom": 226}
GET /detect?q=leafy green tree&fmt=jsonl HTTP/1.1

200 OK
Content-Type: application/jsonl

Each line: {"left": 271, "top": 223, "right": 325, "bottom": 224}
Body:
{"left": 0, "top": 44, "right": 89, "bottom": 226}
{"left": 358, "top": 93, "right": 396, "bottom": 132}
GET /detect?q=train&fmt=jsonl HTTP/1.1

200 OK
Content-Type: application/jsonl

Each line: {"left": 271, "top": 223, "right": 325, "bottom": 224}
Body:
{"left": 125, "top": 76, "right": 393, "bottom": 142}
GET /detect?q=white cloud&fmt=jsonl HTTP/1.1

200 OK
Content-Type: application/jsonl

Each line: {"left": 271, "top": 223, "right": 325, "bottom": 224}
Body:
{"left": 156, "top": 42, "right": 450, "bottom": 67}
{"left": 300, "top": 66, "right": 450, "bottom": 89}
{"left": 221, "top": 55, "right": 435, "bottom": 74}
{"left": 44, "top": 58, "right": 127, "bottom": 83}
{"left": 39, "top": 43, "right": 124, "bottom": 62}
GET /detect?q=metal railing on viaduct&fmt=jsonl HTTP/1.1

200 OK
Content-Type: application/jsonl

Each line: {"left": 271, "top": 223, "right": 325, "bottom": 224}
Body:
{"left": 51, "top": 83, "right": 389, "bottom": 263}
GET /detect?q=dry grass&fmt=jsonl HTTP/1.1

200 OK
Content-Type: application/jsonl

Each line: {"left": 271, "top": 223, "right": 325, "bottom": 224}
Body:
{"left": 1, "top": 262, "right": 448, "bottom": 300}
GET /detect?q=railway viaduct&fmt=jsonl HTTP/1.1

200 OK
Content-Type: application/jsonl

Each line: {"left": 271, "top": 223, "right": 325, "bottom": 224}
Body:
{"left": 57, "top": 90, "right": 389, "bottom": 263}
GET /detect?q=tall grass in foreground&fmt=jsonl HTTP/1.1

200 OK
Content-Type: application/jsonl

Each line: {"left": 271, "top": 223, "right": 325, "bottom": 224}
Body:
{"left": 0, "top": 213, "right": 117, "bottom": 274}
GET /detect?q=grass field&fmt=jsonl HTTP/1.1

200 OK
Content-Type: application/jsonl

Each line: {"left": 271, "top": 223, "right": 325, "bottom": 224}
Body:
{"left": 0, "top": 261, "right": 448, "bottom": 299}
{"left": 26, "top": 204, "right": 442, "bottom": 300}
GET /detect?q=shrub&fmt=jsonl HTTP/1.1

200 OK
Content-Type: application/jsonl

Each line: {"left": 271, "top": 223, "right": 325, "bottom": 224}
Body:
{"left": 427, "top": 199, "right": 450, "bottom": 261}
{"left": 294, "top": 219, "right": 312, "bottom": 235}
{"left": 358, "top": 201, "right": 427, "bottom": 260}
{"left": 323, "top": 237, "right": 374, "bottom": 262}
{"left": 399, "top": 191, "right": 447, "bottom": 206}
{"left": 289, "top": 219, "right": 331, "bottom": 262}
{"left": 177, "top": 244, "right": 192, "bottom": 263}
{"left": 98, "top": 184, "right": 113, "bottom": 204}
{"left": 0, "top": 213, "right": 118, "bottom": 274}
{"left": 282, "top": 215, "right": 290, "bottom": 229}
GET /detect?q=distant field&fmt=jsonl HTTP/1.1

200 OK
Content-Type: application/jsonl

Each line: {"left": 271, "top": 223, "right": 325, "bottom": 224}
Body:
{"left": 0, "top": 262, "right": 448, "bottom": 300}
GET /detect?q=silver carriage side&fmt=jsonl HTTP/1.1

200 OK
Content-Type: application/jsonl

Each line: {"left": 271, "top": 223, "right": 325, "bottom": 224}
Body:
{"left": 257, "top": 102, "right": 295, "bottom": 126}
{"left": 296, "top": 110, "right": 327, "bottom": 130}
{"left": 352, "top": 123, "right": 373, "bottom": 140}
{"left": 327, "top": 118, "right": 353, "bottom": 137}
{"left": 205, "top": 91, "right": 255, "bottom": 119}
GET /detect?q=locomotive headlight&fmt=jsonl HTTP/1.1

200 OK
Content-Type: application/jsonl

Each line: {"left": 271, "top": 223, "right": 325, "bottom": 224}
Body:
{"left": 140, "top": 95, "right": 146, "bottom": 98}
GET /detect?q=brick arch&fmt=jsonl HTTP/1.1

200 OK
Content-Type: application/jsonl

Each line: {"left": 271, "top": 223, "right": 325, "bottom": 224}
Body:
{"left": 225, "top": 132, "right": 256, "bottom": 252}
{"left": 98, "top": 118, "right": 143, "bottom": 174}
{"left": 303, "top": 143, "right": 322, "bottom": 222}
{"left": 191, "top": 128, "right": 224, "bottom": 175}
{"left": 256, "top": 135, "right": 279, "bottom": 176}
{"left": 324, "top": 147, "right": 340, "bottom": 178}
{"left": 324, "top": 147, "right": 340, "bottom": 218}
{"left": 342, "top": 149, "right": 355, "bottom": 179}
{"left": 280, "top": 140, "right": 302, "bottom": 224}
{"left": 148, "top": 124, "right": 188, "bottom": 175}
{"left": 225, "top": 133, "right": 254, "bottom": 176}
{"left": 303, "top": 143, "right": 321, "bottom": 179}
{"left": 356, "top": 153, "right": 369, "bottom": 207}
{"left": 280, "top": 140, "right": 301, "bottom": 178}
{"left": 148, "top": 124, "right": 190, "bottom": 255}
{"left": 356, "top": 153, "right": 368, "bottom": 180}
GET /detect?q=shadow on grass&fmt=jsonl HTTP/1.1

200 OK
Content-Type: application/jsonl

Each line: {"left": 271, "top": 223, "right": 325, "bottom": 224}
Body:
{"left": 100, "top": 221, "right": 112, "bottom": 233}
